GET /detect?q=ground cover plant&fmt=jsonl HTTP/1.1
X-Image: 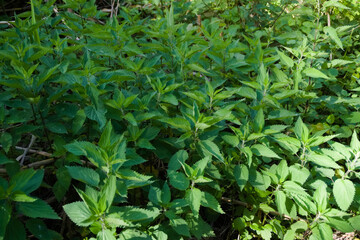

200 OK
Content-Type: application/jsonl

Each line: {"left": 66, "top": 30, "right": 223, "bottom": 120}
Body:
{"left": 1, "top": 0, "right": 360, "bottom": 239}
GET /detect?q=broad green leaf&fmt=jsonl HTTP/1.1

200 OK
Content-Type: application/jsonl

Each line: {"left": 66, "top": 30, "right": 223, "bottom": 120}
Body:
{"left": 123, "top": 207, "right": 160, "bottom": 222}
{"left": 137, "top": 138, "right": 155, "bottom": 150}
{"left": 0, "top": 153, "right": 12, "bottom": 165}
{"left": 350, "top": 131, "right": 360, "bottom": 152}
{"left": 221, "top": 134, "right": 239, "bottom": 147}
{"left": 169, "top": 171, "right": 189, "bottom": 191}
{"left": 349, "top": 215, "right": 360, "bottom": 230}
{"left": 165, "top": 211, "right": 191, "bottom": 237}
{"left": 249, "top": 169, "right": 269, "bottom": 191}
{"left": 324, "top": 26, "right": 343, "bottom": 49}
{"left": 333, "top": 179, "right": 355, "bottom": 211}
{"left": 234, "top": 164, "right": 249, "bottom": 191}
{"left": 283, "top": 181, "right": 308, "bottom": 197}
{"left": 251, "top": 144, "right": 281, "bottom": 159}
{"left": 166, "top": 4, "right": 174, "bottom": 29}
{"left": 274, "top": 135, "right": 301, "bottom": 154}
{"left": 185, "top": 188, "right": 202, "bottom": 217}
{"left": 18, "top": 199, "right": 60, "bottom": 219}
{"left": 268, "top": 109, "right": 298, "bottom": 120}
{"left": 342, "top": 112, "right": 360, "bottom": 125}
{"left": 168, "top": 150, "right": 188, "bottom": 171}
{"left": 310, "top": 223, "right": 332, "bottom": 240}
{"left": 307, "top": 153, "right": 341, "bottom": 169}
{"left": 192, "top": 156, "right": 210, "bottom": 177}
{"left": 290, "top": 221, "right": 307, "bottom": 232}
{"left": 118, "top": 229, "right": 151, "bottom": 240}
{"left": 10, "top": 169, "right": 44, "bottom": 195}
{"left": 327, "top": 217, "right": 354, "bottom": 233}
{"left": 283, "top": 229, "right": 295, "bottom": 240}
{"left": 53, "top": 167, "right": 71, "bottom": 201}
{"left": 66, "top": 166, "right": 100, "bottom": 187}
{"left": 97, "top": 229, "right": 116, "bottom": 240}
{"left": 254, "top": 108, "right": 265, "bottom": 133}
{"left": 75, "top": 188, "right": 98, "bottom": 214}
{"left": 25, "top": 219, "right": 62, "bottom": 240}
{"left": 64, "top": 141, "right": 96, "bottom": 156}
{"left": 275, "top": 191, "right": 287, "bottom": 216}
{"left": 291, "top": 194, "right": 317, "bottom": 215}
{"left": 161, "top": 182, "right": 171, "bottom": 205}
{"left": 233, "top": 217, "right": 246, "bottom": 231}
{"left": 323, "top": 1, "right": 350, "bottom": 9}
{"left": 63, "top": 201, "right": 95, "bottom": 227}
{"left": 294, "top": 117, "right": 309, "bottom": 142}
{"left": 99, "top": 175, "right": 116, "bottom": 211}
{"left": 277, "top": 50, "right": 294, "bottom": 68}
{"left": 37, "top": 64, "right": 60, "bottom": 86}
{"left": 148, "top": 185, "right": 161, "bottom": 205}
{"left": 198, "top": 140, "right": 224, "bottom": 162}
{"left": 313, "top": 185, "right": 327, "bottom": 213}
{"left": 0, "top": 201, "right": 11, "bottom": 238}
{"left": 99, "top": 121, "right": 113, "bottom": 149}
{"left": 87, "top": 44, "right": 115, "bottom": 58}
{"left": 124, "top": 112, "right": 137, "bottom": 126}
{"left": 303, "top": 68, "right": 329, "bottom": 79}
{"left": 308, "top": 135, "right": 338, "bottom": 147}
{"left": 187, "top": 63, "right": 209, "bottom": 74}
{"left": 330, "top": 59, "right": 353, "bottom": 67}
{"left": 182, "top": 163, "right": 197, "bottom": 178}
{"left": 186, "top": 214, "right": 215, "bottom": 239}
{"left": 162, "top": 94, "right": 178, "bottom": 105}
{"left": 160, "top": 118, "right": 191, "bottom": 132}
{"left": 200, "top": 192, "right": 224, "bottom": 214}
{"left": 46, "top": 121, "right": 67, "bottom": 134}
{"left": 276, "top": 160, "right": 289, "bottom": 183}
{"left": 4, "top": 218, "right": 26, "bottom": 240}
{"left": 84, "top": 106, "right": 107, "bottom": 129}
{"left": 105, "top": 213, "right": 130, "bottom": 228}
{"left": 116, "top": 169, "right": 152, "bottom": 188}
{"left": 11, "top": 192, "right": 36, "bottom": 202}
{"left": 0, "top": 132, "right": 12, "bottom": 153}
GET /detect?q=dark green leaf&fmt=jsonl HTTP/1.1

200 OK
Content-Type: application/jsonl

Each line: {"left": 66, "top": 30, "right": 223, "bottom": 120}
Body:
{"left": 18, "top": 199, "right": 60, "bottom": 219}
{"left": 185, "top": 188, "right": 202, "bottom": 217}
{"left": 63, "top": 201, "right": 95, "bottom": 227}
{"left": 26, "top": 219, "right": 62, "bottom": 240}
{"left": 66, "top": 166, "right": 100, "bottom": 187}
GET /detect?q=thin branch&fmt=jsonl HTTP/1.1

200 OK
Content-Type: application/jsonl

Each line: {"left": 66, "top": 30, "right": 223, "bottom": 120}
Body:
{"left": 16, "top": 135, "right": 37, "bottom": 166}
{"left": 327, "top": 10, "right": 333, "bottom": 60}
{"left": 0, "top": 21, "right": 15, "bottom": 26}
{"left": 110, "top": 0, "right": 115, "bottom": 19}
{"left": 0, "top": 158, "right": 54, "bottom": 174}
{"left": 2, "top": 6, "right": 30, "bottom": 12}
{"left": 0, "top": 145, "right": 52, "bottom": 157}
{"left": 270, "top": 3, "right": 289, "bottom": 28}
{"left": 0, "top": 123, "right": 24, "bottom": 132}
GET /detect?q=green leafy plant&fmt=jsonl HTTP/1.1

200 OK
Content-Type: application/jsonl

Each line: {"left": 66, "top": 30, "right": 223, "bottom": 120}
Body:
{"left": 1, "top": 0, "right": 360, "bottom": 239}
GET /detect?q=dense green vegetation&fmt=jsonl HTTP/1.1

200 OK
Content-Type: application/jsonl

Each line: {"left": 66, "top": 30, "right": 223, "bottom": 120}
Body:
{"left": 1, "top": 0, "right": 360, "bottom": 239}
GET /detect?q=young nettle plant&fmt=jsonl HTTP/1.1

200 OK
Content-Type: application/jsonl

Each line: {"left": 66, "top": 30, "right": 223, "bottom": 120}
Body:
{"left": 0, "top": 161, "right": 61, "bottom": 239}
{"left": 63, "top": 121, "right": 158, "bottom": 239}
{"left": 164, "top": 151, "right": 223, "bottom": 238}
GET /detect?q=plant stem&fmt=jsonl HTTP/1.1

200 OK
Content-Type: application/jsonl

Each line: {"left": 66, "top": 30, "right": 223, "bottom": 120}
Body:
{"left": 38, "top": 106, "right": 51, "bottom": 147}
{"left": 31, "top": 0, "right": 40, "bottom": 44}
{"left": 31, "top": 103, "right": 38, "bottom": 122}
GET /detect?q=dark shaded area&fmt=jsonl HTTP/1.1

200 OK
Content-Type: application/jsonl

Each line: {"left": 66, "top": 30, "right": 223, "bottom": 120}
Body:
{"left": 0, "top": 0, "right": 114, "bottom": 19}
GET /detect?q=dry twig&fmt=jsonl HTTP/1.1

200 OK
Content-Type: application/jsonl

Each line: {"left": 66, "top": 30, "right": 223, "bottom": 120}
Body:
{"left": 16, "top": 135, "right": 36, "bottom": 166}
{"left": 0, "top": 158, "right": 54, "bottom": 174}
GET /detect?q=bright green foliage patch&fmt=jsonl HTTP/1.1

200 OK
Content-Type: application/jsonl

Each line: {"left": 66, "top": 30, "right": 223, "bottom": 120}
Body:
{"left": 1, "top": 0, "right": 360, "bottom": 239}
